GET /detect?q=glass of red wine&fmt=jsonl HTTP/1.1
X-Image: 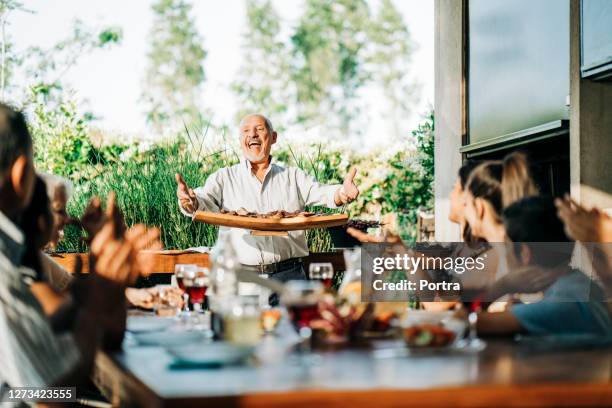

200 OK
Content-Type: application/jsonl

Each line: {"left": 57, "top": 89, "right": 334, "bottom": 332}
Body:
{"left": 457, "top": 288, "right": 487, "bottom": 351}
{"left": 308, "top": 263, "right": 334, "bottom": 289}
{"left": 175, "top": 264, "right": 197, "bottom": 314}
{"left": 281, "top": 280, "right": 324, "bottom": 354}
{"left": 183, "top": 268, "right": 209, "bottom": 312}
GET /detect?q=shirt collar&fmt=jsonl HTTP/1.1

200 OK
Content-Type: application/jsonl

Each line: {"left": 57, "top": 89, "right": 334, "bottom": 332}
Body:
{"left": 242, "top": 155, "right": 275, "bottom": 174}
{"left": 0, "top": 210, "right": 25, "bottom": 266}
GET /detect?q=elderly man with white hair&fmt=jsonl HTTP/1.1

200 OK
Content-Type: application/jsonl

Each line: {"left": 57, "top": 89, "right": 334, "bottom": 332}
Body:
{"left": 176, "top": 114, "right": 359, "bottom": 283}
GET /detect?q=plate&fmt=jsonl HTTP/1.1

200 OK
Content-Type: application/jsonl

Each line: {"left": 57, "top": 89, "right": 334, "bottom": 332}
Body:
{"left": 399, "top": 312, "right": 467, "bottom": 349}
{"left": 127, "top": 316, "right": 175, "bottom": 333}
{"left": 194, "top": 211, "right": 348, "bottom": 231}
{"left": 132, "top": 330, "right": 205, "bottom": 347}
{"left": 167, "top": 342, "right": 254, "bottom": 366}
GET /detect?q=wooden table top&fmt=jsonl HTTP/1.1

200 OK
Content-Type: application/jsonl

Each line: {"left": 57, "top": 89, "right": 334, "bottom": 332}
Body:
{"left": 94, "top": 320, "right": 612, "bottom": 408}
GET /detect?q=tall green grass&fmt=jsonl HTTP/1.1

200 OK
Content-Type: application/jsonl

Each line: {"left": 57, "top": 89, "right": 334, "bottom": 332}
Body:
{"left": 53, "top": 115, "right": 435, "bottom": 252}
{"left": 59, "top": 127, "right": 240, "bottom": 251}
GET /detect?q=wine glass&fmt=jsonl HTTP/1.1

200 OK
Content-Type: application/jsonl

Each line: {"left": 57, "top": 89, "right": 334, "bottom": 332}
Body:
{"left": 308, "top": 262, "right": 334, "bottom": 289}
{"left": 175, "top": 264, "right": 197, "bottom": 314}
{"left": 183, "top": 268, "right": 209, "bottom": 312}
{"left": 154, "top": 286, "right": 181, "bottom": 317}
{"left": 457, "top": 288, "right": 487, "bottom": 351}
{"left": 281, "top": 280, "right": 324, "bottom": 353}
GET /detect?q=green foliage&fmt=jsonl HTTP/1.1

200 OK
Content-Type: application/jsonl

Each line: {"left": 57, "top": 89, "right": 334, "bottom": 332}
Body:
{"left": 40, "top": 111, "right": 434, "bottom": 252}
{"left": 29, "top": 92, "right": 125, "bottom": 179}
{"left": 59, "top": 138, "right": 236, "bottom": 252}
{"left": 231, "top": 0, "right": 291, "bottom": 128}
{"left": 231, "top": 0, "right": 417, "bottom": 140}
{"left": 22, "top": 20, "right": 122, "bottom": 105}
{"left": 367, "top": 0, "right": 419, "bottom": 139}
{"left": 141, "top": 0, "right": 207, "bottom": 133}
{"left": 290, "top": 0, "right": 371, "bottom": 134}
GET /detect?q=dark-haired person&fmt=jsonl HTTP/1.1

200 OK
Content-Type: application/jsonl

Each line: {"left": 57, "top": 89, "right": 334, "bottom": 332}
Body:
{"left": 0, "top": 103, "right": 157, "bottom": 391}
{"left": 347, "top": 161, "right": 494, "bottom": 308}
{"left": 472, "top": 196, "right": 611, "bottom": 337}
{"left": 463, "top": 152, "right": 538, "bottom": 243}
{"left": 19, "top": 175, "right": 67, "bottom": 316}
{"left": 448, "top": 160, "right": 482, "bottom": 243}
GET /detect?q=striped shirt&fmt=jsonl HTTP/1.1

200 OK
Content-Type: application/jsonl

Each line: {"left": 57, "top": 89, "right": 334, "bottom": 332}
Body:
{"left": 0, "top": 211, "right": 79, "bottom": 390}
{"left": 180, "top": 157, "right": 340, "bottom": 265}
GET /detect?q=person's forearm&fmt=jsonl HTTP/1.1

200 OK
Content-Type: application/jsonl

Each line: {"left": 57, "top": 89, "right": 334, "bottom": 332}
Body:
{"left": 480, "top": 280, "right": 509, "bottom": 304}
{"left": 476, "top": 311, "right": 525, "bottom": 336}
{"left": 49, "top": 296, "right": 79, "bottom": 333}
{"left": 589, "top": 243, "right": 612, "bottom": 297}
{"left": 101, "top": 297, "right": 127, "bottom": 350}
{"left": 30, "top": 282, "right": 68, "bottom": 317}
{"left": 51, "top": 308, "right": 102, "bottom": 387}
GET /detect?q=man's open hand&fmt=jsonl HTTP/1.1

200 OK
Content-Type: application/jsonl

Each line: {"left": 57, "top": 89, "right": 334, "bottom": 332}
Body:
{"left": 176, "top": 173, "right": 198, "bottom": 214}
{"left": 336, "top": 167, "right": 360, "bottom": 205}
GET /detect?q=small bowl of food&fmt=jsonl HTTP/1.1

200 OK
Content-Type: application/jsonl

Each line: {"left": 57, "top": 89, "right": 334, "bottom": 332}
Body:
{"left": 400, "top": 310, "right": 466, "bottom": 348}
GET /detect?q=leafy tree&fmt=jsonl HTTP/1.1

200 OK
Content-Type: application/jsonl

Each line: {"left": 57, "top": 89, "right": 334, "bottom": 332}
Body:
{"left": 141, "top": 0, "right": 207, "bottom": 135}
{"left": 290, "top": 0, "right": 372, "bottom": 137}
{"left": 232, "top": 0, "right": 291, "bottom": 130}
{"left": 367, "top": 0, "right": 419, "bottom": 140}
{"left": 0, "top": 0, "right": 30, "bottom": 100}
{"left": 24, "top": 20, "right": 122, "bottom": 105}
{"left": 0, "top": 0, "right": 122, "bottom": 107}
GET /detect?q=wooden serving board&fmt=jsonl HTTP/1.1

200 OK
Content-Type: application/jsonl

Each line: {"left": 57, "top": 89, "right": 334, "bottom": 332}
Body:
{"left": 193, "top": 211, "right": 348, "bottom": 231}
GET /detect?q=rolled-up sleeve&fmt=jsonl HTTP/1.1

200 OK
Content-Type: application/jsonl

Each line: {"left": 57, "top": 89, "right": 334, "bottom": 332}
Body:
{"left": 179, "top": 170, "right": 225, "bottom": 216}
{"left": 295, "top": 169, "right": 340, "bottom": 209}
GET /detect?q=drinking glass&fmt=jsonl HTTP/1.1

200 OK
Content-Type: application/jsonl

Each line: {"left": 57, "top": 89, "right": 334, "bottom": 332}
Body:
{"left": 308, "top": 262, "right": 334, "bottom": 289}
{"left": 224, "top": 296, "right": 262, "bottom": 346}
{"left": 154, "top": 286, "right": 181, "bottom": 317}
{"left": 175, "top": 264, "right": 197, "bottom": 313}
{"left": 281, "top": 280, "right": 324, "bottom": 351}
{"left": 183, "top": 268, "right": 209, "bottom": 311}
{"left": 457, "top": 290, "right": 486, "bottom": 351}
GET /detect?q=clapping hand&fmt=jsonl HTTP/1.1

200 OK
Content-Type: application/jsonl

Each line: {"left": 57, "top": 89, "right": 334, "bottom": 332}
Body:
{"left": 175, "top": 173, "right": 198, "bottom": 214}
{"left": 555, "top": 195, "right": 612, "bottom": 243}
{"left": 89, "top": 193, "right": 161, "bottom": 286}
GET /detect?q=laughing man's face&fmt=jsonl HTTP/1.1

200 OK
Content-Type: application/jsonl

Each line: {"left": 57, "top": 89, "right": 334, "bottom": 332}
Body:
{"left": 240, "top": 115, "right": 277, "bottom": 164}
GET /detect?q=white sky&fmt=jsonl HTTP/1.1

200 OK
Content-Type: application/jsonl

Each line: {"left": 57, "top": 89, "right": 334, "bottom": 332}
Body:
{"left": 10, "top": 0, "right": 433, "bottom": 147}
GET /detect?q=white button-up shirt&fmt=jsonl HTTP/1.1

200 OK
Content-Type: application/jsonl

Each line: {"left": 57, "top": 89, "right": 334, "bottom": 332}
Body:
{"left": 0, "top": 211, "right": 79, "bottom": 390}
{"left": 181, "top": 157, "right": 340, "bottom": 265}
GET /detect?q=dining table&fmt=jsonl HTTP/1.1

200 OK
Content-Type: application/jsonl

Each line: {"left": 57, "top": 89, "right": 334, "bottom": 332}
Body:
{"left": 93, "top": 313, "right": 612, "bottom": 408}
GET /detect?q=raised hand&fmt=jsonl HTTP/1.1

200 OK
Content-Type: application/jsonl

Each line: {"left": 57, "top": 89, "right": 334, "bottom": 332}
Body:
{"left": 555, "top": 195, "right": 612, "bottom": 242}
{"left": 336, "top": 167, "right": 360, "bottom": 205}
{"left": 89, "top": 192, "right": 162, "bottom": 286}
{"left": 175, "top": 173, "right": 198, "bottom": 214}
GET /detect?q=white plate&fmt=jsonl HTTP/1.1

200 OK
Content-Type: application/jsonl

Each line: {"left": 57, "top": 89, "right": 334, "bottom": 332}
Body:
{"left": 127, "top": 316, "right": 175, "bottom": 333}
{"left": 167, "top": 342, "right": 254, "bottom": 365}
{"left": 132, "top": 330, "right": 205, "bottom": 347}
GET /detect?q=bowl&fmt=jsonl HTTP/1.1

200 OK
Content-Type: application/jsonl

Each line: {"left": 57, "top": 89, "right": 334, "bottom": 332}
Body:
{"left": 400, "top": 310, "right": 466, "bottom": 348}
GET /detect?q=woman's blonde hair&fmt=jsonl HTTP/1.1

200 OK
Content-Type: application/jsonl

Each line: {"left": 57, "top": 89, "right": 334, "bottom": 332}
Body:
{"left": 466, "top": 152, "right": 538, "bottom": 218}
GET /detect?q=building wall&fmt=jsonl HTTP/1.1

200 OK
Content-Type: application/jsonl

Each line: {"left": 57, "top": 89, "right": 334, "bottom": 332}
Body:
{"left": 434, "top": 0, "right": 464, "bottom": 242}
{"left": 569, "top": 0, "right": 612, "bottom": 211}
{"left": 435, "top": 0, "right": 612, "bottom": 240}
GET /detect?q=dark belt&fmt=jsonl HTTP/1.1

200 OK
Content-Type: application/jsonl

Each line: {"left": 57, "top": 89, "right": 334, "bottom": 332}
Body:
{"left": 239, "top": 257, "right": 303, "bottom": 274}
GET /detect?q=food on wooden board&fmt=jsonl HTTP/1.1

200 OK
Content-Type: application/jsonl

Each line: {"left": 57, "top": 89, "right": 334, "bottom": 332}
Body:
{"left": 219, "top": 208, "right": 318, "bottom": 218}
